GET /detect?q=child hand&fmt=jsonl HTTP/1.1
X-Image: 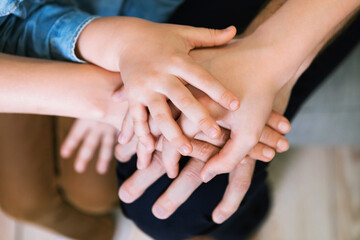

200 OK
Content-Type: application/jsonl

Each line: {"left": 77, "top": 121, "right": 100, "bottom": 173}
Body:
{"left": 61, "top": 119, "right": 118, "bottom": 174}
{"left": 76, "top": 17, "right": 239, "bottom": 158}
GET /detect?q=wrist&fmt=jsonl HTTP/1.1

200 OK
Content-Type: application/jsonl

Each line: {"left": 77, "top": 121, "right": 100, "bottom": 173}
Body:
{"left": 75, "top": 17, "right": 124, "bottom": 71}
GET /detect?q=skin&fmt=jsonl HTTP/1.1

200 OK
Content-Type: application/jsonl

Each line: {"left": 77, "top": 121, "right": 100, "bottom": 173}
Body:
{"left": 76, "top": 17, "right": 241, "bottom": 160}
{"left": 118, "top": 42, "right": 294, "bottom": 224}
{"left": 61, "top": 119, "right": 118, "bottom": 174}
{"left": 1, "top": 0, "right": 357, "bottom": 231}
{"left": 118, "top": 0, "right": 359, "bottom": 224}
{"left": 0, "top": 53, "right": 128, "bottom": 128}
{"left": 194, "top": 0, "right": 360, "bottom": 183}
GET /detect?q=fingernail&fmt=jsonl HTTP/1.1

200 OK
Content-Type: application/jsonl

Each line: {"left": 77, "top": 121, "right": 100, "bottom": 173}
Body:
{"left": 179, "top": 144, "right": 191, "bottom": 155}
{"left": 278, "top": 121, "right": 290, "bottom": 132}
{"left": 207, "top": 127, "right": 220, "bottom": 139}
{"left": 203, "top": 172, "right": 215, "bottom": 183}
{"left": 119, "top": 189, "right": 133, "bottom": 203}
{"left": 263, "top": 148, "right": 275, "bottom": 158}
{"left": 153, "top": 205, "right": 167, "bottom": 219}
{"left": 230, "top": 100, "right": 240, "bottom": 111}
{"left": 277, "top": 139, "right": 289, "bottom": 152}
{"left": 214, "top": 214, "right": 226, "bottom": 224}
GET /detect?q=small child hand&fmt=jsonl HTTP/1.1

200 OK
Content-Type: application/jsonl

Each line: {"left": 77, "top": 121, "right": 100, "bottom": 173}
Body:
{"left": 60, "top": 119, "right": 118, "bottom": 174}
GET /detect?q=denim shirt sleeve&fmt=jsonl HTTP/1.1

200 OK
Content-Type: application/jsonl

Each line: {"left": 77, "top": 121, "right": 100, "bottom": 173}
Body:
{"left": 0, "top": 0, "right": 97, "bottom": 62}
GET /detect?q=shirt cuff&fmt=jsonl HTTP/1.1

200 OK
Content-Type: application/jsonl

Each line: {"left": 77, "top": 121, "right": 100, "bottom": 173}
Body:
{"left": 49, "top": 10, "right": 99, "bottom": 62}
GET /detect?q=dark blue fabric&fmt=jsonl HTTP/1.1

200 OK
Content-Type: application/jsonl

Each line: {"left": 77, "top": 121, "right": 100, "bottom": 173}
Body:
{"left": 116, "top": 1, "right": 360, "bottom": 239}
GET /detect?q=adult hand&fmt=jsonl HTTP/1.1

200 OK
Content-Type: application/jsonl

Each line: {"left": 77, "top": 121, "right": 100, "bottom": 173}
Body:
{"left": 118, "top": 94, "right": 291, "bottom": 224}
{"left": 116, "top": 39, "right": 297, "bottom": 223}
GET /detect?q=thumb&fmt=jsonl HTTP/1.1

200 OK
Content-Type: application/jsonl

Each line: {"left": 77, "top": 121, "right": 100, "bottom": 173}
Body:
{"left": 184, "top": 25, "right": 236, "bottom": 49}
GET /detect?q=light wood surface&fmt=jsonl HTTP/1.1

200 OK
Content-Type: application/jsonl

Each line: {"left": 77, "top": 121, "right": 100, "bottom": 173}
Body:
{"left": 250, "top": 147, "right": 360, "bottom": 240}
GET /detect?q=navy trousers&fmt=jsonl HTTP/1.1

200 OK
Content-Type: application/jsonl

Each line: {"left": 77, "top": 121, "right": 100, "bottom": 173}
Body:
{"left": 117, "top": 1, "right": 360, "bottom": 239}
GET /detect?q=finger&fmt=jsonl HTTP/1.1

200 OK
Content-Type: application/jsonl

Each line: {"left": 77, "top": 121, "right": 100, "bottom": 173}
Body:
{"left": 159, "top": 114, "right": 198, "bottom": 178}
{"left": 128, "top": 102, "right": 155, "bottom": 151}
{"left": 136, "top": 141, "right": 153, "bottom": 169}
{"left": 200, "top": 135, "right": 253, "bottom": 183}
{"left": 212, "top": 158, "right": 256, "bottom": 224}
{"left": 114, "top": 136, "right": 137, "bottom": 162}
{"left": 96, "top": 132, "right": 115, "bottom": 174}
{"left": 188, "top": 139, "right": 220, "bottom": 162}
{"left": 170, "top": 56, "right": 240, "bottom": 111}
{"left": 161, "top": 138, "right": 181, "bottom": 179}
{"left": 201, "top": 100, "right": 272, "bottom": 182}
{"left": 266, "top": 111, "right": 291, "bottom": 134}
{"left": 74, "top": 130, "right": 101, "bottom": 173}
{"left": 119, "top": 152, "right": 166, "bottom": 203}
{"left": 152, "top": 158, "right": 204, "bottom": 219}
{"left": 259, "top": 125, "right": 290, "bottom": 153}
{"left": 148, "top": 96, "right": 192, "bottom": 155}
{"left": 181, "top": 25, "right": 237, "bottom": 48}
{"left": 247, "top": 142, "right": 275, "bottom": 162}
{"left": 194, "top": 128, "right": 230, "bottom": 148}
{"left": 118, "top": 111, "right": 134, "bottom": 144}
{"left": 162, "top": 79, "right": 221, "bottom": 139}
{"left": 60, "top": 121, "right": 88, "bottom": 158}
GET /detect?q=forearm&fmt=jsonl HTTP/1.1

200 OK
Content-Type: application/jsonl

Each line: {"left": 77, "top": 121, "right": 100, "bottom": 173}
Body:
{"left": 253, "top": 0, "right": 359, "bottom": 66}
{"left": 0, "top": 53, "right": 119, "bottom": 119}
{"left": 243, "top": 0, "right": 287, "bottom": 36}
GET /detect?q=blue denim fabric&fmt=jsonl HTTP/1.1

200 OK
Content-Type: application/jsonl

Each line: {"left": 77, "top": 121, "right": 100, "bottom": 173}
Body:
{"left": 0, "top": 0, "right": 185, "bottom": 61}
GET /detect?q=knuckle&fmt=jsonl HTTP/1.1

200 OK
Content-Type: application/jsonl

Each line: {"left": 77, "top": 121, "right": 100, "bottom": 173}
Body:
{"left": 198, "top": 117, "right": 212, "bottom": 130}
{"left": 198, "top": 143, "right": 213, "bottom": 159}
{"left": 178, "top": 96, "right": 193, "bottom": 109}
{"left": 153, "top": 112, "right": 168, "bottom": 123}
{"left": 183, "top": 168, "right": 202, "bottom": 183}
{"left": 207, "top": 28, "right": 218, "bottom": 40}
{"left": 236, "top": 180, "right": 251, "bottom": 193}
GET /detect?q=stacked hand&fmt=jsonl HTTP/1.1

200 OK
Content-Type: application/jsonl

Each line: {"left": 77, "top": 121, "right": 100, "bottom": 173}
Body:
{"left": 61, "top": 119, "right": 118, "bottom": 174}
{"left": 114, "top": 35, "right": 302, "bottom": 223}
{"left": 77, "top": 17, "right": 241, "bottom": 167}
{"left": 75, "top": 18, "right": 305, "bottom": 224}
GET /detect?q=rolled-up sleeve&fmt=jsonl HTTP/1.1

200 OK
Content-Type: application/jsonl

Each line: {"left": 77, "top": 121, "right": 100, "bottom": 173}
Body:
{"left": 0, "top": 0, "right": 97, "bottom": 62}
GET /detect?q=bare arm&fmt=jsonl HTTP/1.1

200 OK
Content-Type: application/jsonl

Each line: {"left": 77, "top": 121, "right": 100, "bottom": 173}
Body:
{"left": 0, "top": 53, "right": 127, "bottom": 128}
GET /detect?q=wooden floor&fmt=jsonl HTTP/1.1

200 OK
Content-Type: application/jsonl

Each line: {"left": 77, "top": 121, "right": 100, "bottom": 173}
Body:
{"left": 251, "top": 147, "right": 360, "bottom": 240}
{"left": 0, "top": 146, "right": 359, "bottom": 240}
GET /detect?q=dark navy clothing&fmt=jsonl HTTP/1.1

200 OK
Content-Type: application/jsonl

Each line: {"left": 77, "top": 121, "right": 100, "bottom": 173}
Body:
{"left": 117, "top": 0, "right": 360, "bottom": 239}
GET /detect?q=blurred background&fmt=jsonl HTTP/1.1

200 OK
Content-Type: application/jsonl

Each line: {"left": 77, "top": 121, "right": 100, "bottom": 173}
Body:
{"left": 0, "top": 44, "right": 359, "bottom": 240}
